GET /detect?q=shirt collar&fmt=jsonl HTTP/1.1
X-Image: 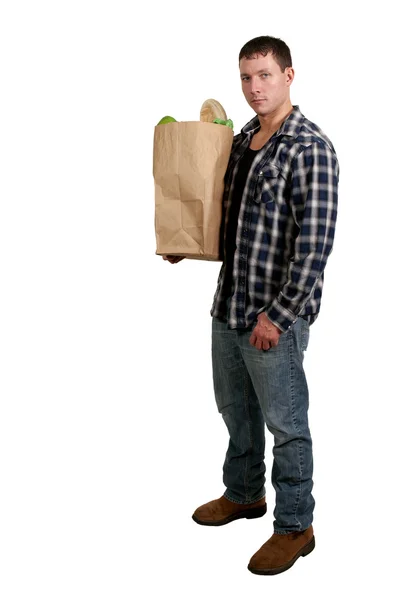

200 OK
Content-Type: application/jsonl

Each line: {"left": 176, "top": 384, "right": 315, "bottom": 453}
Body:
{"left": 241, "top": 105, "right": 305, "bottom": 139}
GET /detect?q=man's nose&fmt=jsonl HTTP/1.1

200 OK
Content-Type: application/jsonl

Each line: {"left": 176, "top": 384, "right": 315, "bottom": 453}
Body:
{"left": 249, "top": 77, "right": 260, "bottom": 94}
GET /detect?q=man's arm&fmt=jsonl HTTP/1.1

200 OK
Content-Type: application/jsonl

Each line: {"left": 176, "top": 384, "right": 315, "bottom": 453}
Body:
{"left": 264, "top": 142, "right": 339, "bottom": 333}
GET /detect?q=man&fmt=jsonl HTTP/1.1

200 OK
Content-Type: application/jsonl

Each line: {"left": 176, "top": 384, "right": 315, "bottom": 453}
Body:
{"left": 163, "top": 36, "right": 339, "bottom": 575}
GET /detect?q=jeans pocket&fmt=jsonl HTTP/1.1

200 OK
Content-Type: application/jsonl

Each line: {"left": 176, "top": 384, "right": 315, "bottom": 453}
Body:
{"left": 300, "top": 318, "right": 310, "bottom": 352}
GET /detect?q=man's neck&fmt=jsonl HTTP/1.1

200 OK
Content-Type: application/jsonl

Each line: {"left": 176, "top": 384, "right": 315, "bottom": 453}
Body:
{"left": 257, "top": 101, "right": 294, "bottom": 136}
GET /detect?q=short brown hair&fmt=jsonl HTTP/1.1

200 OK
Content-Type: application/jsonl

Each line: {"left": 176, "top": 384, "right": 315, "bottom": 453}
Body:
{"left": 239, "top": 36, "right": 292, "bottom": 72}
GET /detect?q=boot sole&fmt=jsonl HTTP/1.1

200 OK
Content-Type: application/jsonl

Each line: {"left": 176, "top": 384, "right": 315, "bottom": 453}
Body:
{"left": 192, "top": 504, "right": 267, "bottom": 526}
{"left": 248, "top": 535, "right": 315, "bottom": 575}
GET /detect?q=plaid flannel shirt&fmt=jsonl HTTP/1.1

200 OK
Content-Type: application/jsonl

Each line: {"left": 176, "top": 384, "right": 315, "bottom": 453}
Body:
{"left": 211, "top": 105, "right": 339, "bottom": 332}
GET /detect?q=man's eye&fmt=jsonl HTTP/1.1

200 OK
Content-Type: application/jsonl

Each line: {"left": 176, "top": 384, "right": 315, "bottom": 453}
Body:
{"left": 261, "top": 73, "right": 269, "bottom": 78}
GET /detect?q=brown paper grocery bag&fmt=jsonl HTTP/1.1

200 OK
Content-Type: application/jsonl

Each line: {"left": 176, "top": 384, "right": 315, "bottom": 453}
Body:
{"left": 153, "top": 121, "right": 233, "bottom": 260}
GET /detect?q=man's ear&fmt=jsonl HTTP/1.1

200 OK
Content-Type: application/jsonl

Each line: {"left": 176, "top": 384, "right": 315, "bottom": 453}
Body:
{"left": 286, "top": 67, "right": 295, "bottom": 87}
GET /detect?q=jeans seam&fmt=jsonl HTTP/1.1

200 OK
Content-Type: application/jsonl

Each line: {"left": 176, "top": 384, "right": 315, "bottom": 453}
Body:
{"left": 224, "top": 491, "right": 266, "bottom": 504}
{"left": 288, "top": 329, "right": 303, "bottom": 530}
{"left": 243, "top": 369, "right": 253, "bottom": 502}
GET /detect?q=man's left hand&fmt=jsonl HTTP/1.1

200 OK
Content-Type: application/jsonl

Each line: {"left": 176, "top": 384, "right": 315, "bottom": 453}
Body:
{"left": 249, "top": 313, "right": 283, "bottom": 351}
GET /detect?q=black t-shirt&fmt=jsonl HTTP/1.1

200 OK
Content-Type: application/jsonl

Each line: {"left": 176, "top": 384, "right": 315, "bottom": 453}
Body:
{"left": 222, "top": 146, "right": 260, "bottom": 294}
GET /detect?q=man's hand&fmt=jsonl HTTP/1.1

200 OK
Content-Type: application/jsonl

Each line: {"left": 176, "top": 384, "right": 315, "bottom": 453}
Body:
{"left": 249, "top": 312, "right": 283, "bottom": 351}
{"left": 162, "top": 255, "right": 185, "bottom": 264}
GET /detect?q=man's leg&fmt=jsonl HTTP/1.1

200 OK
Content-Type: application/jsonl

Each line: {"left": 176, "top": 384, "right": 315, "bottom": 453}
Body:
{"left": 192, "top": 317, "right": 267, "bottom": 526}
{"left": 238, "top": 316, "right": 315, "bottom": 574}
{"left": 239, "top": 316, "right": 314, "bottom": 533}
{"left": 211, "top": 317, "right": 266, "bottom": 504}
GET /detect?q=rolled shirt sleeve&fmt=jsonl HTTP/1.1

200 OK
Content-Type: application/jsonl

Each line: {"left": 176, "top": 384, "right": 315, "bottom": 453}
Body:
{"left": 265, "top": 142, "right": 339, "bottom": 332}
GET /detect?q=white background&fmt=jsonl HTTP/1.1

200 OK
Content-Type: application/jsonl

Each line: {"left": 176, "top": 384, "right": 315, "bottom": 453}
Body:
{"left": 0, "top": 1, "right": 397, "bottom": 598}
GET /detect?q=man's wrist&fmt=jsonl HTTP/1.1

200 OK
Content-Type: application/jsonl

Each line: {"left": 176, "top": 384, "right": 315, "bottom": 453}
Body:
{"left": 257, "top": 311, "right": 283, "bottom": 333}
{"left": 265, "top": 299, "right": 297, "bottom": 333}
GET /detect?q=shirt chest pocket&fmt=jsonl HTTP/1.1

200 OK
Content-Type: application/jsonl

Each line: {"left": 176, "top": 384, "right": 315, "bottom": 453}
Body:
{"left": 254, "top": 164, "right": 283, "bottom": 205}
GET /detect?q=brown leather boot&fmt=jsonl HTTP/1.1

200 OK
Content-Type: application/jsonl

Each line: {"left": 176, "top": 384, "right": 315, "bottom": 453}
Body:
{"left": 248, "top": 525, "right": 315, "bottom": 575}
{"left": 192, "top": 495, "right": 266, "bottom": 526}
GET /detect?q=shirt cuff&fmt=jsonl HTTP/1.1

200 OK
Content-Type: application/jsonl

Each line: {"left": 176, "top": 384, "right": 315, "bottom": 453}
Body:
{"left": 264, "top": 298, "right": 298, "bottom": 333}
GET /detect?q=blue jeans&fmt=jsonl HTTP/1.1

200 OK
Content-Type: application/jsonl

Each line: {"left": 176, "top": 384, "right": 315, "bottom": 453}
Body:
{"left": 212, "top": 315, "right": 314, "bottom": 534}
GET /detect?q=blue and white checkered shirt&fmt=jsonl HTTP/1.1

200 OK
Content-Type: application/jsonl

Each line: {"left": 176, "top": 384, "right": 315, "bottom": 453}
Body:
{"left": 211, "top": 105, "right": 339, "bottom": 332}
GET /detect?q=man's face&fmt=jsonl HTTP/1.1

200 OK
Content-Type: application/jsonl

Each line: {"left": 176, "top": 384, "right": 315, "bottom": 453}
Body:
{"left": 239, "top": 53, "right": 294, "bottom": 117}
